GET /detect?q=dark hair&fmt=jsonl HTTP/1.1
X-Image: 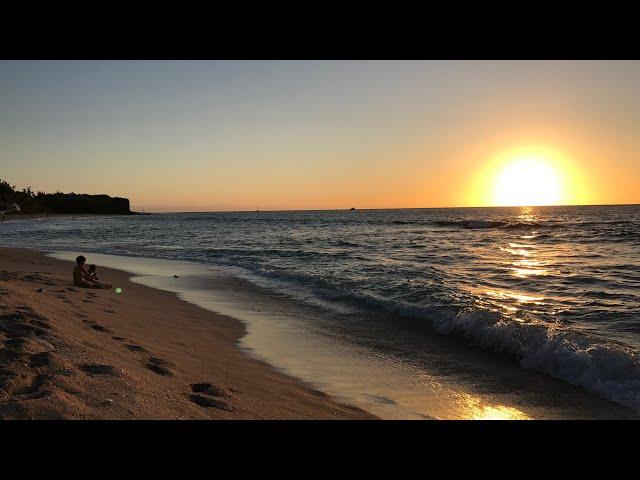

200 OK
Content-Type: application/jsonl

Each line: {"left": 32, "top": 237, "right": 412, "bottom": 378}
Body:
{"left": 89, "top": 264, "right": 96, "bottom": 272}
{"left": 76, "top": 255, "right": 86, "bottom": 265}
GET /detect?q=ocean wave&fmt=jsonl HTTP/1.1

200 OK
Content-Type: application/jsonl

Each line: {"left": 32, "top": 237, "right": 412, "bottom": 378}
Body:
{"left": 340, "top": 283, "right": 640, "bottom": 411}
{"left": 430, "top": 308, "right": 640, "bottom": 412}
{"left": 428, "top": 219, "right": 569, "bottom": 230}
{"left": 232, "top": 265, "right": 640, "bottom": 412}
{"left": 380, "top": 219, "right": 572, "bottom": 230}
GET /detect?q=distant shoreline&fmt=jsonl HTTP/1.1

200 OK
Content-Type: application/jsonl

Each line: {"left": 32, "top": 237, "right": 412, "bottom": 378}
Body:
{"left": 0, "top": 212, "right": 149, "bottom": 221}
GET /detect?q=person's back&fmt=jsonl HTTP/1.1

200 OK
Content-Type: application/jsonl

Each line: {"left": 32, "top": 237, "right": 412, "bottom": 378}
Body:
{"left": 73, "top": 263, "right": 86, "bottom": 287}
{"left": 73, "top": 255, "right": 92, "bottom": 287}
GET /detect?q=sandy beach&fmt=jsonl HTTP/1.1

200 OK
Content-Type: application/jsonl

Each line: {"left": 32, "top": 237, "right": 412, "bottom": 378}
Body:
{"left": 0, "top": 247, "right": 375, "bottom": 419}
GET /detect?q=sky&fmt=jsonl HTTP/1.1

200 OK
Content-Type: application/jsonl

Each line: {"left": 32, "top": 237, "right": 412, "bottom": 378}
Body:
{"left": 1, "top": 60, "right": 639, "bottom": 212}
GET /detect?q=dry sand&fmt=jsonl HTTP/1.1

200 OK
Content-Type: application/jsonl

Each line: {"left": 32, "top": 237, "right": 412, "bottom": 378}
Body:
{"left": 0, "top": 247, "right": 375, "bottom": 419}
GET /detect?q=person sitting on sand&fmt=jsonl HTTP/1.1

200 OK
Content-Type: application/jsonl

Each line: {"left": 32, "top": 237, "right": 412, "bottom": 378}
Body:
{"left": 88, "top": 264, "right": 98, "bottom": 281}
{"left": 73, "top": 256, "right": 111, "bottom": 289}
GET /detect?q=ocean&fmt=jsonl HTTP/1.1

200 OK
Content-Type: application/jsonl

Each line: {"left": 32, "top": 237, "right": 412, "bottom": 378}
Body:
{"left": 2, "top": 205, "right": 639, "bottom": 418}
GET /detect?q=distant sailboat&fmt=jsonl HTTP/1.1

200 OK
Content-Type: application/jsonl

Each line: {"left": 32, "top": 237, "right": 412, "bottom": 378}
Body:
{"left": 256, "top": 201, "right": 260, "bottom": 213}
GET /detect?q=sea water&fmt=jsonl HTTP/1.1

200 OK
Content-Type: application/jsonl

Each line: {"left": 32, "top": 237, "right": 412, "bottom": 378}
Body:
{"left": 2, "top": 205, "right": 639, "bottom": 417}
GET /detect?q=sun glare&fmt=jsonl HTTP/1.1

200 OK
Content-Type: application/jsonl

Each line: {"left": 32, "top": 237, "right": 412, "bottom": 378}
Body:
{"left": 493, "top": 156, "right": 563, "bottom": 207}
{"left": 468, "top": 145, "right": 584, "bottom": 208}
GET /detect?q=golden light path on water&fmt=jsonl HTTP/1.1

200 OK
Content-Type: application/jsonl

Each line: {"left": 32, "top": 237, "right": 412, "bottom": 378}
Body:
{"left": 469, "top": 207, "right": 555, "bottom": 323}
{"left": 466, "top": 400, "right": 532, "bottom": 420}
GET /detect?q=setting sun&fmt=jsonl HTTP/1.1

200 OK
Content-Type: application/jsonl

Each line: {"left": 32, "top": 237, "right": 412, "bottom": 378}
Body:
{"left": 493, "top": 157, "right": 561, "bottom": 206}
{"left": 468, "top": 145, "right": 588, "bottom": 207}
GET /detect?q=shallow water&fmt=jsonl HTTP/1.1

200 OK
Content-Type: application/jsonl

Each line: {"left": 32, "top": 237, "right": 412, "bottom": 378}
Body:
{"left": 2, "top": 205, "right": 639, "bottom": 415}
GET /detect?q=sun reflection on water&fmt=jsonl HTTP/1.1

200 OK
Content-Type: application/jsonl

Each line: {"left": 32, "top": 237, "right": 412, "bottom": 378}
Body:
{"left": 511, "top": 258, "right": 549, "bottom": 278}
{"left": 461, "top": 394, "right": 531, "bottom": 420}
{"left": 484, "top": 290, "right": 544, "bottom": 303}
{"left": 517, "top": 206, "right": 537, "bottom": 223}
{"left": 474, "top": 207, "right": 554, "bottom": 316}
{"left": 472, "top": 405, "right": 531, "bottom": 420}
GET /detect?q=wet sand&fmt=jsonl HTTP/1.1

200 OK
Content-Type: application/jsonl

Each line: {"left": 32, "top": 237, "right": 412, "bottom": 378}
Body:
{"left": 0, "top": 247, "right": 374, "bottom": 419}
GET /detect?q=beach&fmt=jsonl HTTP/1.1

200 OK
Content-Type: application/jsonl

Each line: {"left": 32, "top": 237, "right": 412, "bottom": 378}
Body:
{"left": 0, "top": 247, "right": 375, "bottom": 419}
{"left": 2, "top": 207, "right": 640, "bottom": 420}
{"left": 3, "top": 60, "right": 639, "bottom": 422}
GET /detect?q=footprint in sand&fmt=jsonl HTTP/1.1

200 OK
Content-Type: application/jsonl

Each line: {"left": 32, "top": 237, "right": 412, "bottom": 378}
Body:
{"left": 11, "top": 373, "right": 50, "bottom": 400}
{"left": 103, "top": 309, "right": 116, "bottom": 314}
{"left": 188, "top": 383, "right": 232, "bottom": 410}
{"left": 125, "top": 344, "right": 147, "bottom": 353}
{"left": 190, "top": 382, "right": 228, "bottom": 398}
{"left": 188, "top": 394, "right": 231, "bottom": 409}
{"left": 28, "top": 351, "right": 54, "bottom": 369}
{"left": 145, "top": 357, "right": 175, "bottom": 377}
{"left": 1, "top": 311, "right": 52, "bottom": 339}
{"left": 29, "top": 318, "right": 52, "bottom": 330}
{"left": 112, "top": 336, "right": 127, "bottom": 341}
{"left": 79, "top": 364, "right": 123, "bottom": 377}
{"left": 90, "top": 324, "right": 112, "bottom": 333}
{"left": 81, "top": 319, "right": 111, "bottom": 333}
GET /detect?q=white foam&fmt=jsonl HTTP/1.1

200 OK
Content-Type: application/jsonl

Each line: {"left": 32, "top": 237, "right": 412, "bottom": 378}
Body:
{"left": 432, "top": 308, "right": 640, "bottom": 412}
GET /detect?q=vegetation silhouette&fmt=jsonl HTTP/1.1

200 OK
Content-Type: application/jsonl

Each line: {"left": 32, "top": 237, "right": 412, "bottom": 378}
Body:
{"left": 0, "top": 179, "right": 132, "bottom": 215}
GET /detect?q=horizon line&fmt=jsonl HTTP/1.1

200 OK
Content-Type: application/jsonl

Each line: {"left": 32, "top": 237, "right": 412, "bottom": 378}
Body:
{"left": 138, "top": 202, "right": 640, "bottom": 214}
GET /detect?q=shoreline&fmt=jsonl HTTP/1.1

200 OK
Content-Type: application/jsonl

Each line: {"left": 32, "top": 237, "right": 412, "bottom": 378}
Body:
{"left": 2, "top": 246, "right": 638, "bottom": 420}
{"left": 40, "top": 251, "right": 640, "bottom": 420}
{"left": 0, "top": 213, "right": 143, "bottom": 221}
{"left": 0, "top": 247, "right": 375, "bottom": 419}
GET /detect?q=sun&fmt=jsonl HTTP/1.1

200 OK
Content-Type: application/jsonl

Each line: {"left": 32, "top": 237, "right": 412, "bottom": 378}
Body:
{"left": 492, "top": 156, "right": 562, "bottom": 207}
{"left": 469, "top": 145, "right": 586, "bottom": 207}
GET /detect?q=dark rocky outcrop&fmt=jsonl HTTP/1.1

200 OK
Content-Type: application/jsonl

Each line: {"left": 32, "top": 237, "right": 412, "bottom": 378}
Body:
{"left": 1, "top": 179, "right": 133, "bottom": 215}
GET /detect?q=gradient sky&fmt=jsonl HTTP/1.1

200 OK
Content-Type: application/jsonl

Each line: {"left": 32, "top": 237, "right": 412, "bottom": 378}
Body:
{"left": 1, "top": 60, "right": 639, "bottom": 211}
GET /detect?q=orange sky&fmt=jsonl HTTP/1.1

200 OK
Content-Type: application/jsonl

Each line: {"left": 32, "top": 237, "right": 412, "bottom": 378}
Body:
{"left": 1, "top": 61, "right": 639, "bottom": 211}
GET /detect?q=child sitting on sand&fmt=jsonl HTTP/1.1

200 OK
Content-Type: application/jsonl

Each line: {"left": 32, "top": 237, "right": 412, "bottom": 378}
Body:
{"left": 88, "top": 264, "right": 99, "bottom": 281}
{"left": 73, "top": 256, "right": 112, "bottom": 289}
